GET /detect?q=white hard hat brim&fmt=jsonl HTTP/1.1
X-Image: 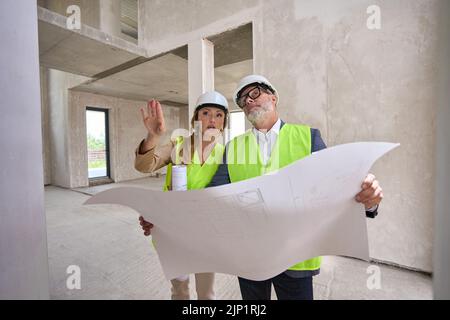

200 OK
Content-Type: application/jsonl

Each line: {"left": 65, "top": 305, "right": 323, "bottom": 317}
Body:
{"left": 234, "top": 75, "right": 279, "bottom": 107}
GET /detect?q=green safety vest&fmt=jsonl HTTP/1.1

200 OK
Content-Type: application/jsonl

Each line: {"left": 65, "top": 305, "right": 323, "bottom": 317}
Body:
{"left": 164, "top": 136, "right": 225, "bottom": 191}
{"left": 227, "top": 123, "right": 322, "bottom": 271}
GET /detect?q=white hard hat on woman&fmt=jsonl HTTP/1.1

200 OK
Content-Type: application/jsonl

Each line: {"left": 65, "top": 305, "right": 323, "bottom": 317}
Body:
{"left": 195, "top": 90, "right": 229, "bottom": 113}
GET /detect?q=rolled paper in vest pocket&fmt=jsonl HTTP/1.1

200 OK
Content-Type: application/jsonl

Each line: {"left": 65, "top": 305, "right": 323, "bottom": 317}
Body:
{"left": 172, "top": 165, "right": 187, "bottom": 191}
{"left": 172, "top": 165, "right": 188, "bottom": 281}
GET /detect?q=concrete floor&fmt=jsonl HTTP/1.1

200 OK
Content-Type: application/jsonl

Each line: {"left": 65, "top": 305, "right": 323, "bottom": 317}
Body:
{"left": 45, "top": 177, "right": 432, "bottom": 300}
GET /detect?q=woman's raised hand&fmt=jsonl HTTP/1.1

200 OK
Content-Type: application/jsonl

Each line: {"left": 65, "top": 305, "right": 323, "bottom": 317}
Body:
{"left": 140, "top": 99, "right": 166, "bottom": 137}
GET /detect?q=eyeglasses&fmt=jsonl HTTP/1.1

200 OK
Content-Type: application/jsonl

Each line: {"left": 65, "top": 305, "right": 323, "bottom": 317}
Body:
{"left": 237, "top": 86, "right": 271, "bottom": 108}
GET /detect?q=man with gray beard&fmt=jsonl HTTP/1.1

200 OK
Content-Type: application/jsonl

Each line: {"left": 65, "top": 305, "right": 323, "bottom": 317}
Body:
{"left": 207, "top": 74, "right": 383, "bottom": 300}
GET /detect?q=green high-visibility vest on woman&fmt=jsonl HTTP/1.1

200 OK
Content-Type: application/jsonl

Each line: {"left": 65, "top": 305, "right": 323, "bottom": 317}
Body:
{"left": 164, "top": 136, "right": 225, "bottom": 191}
{"left": 227, "top": 123, "right": 322, "bottom": 272}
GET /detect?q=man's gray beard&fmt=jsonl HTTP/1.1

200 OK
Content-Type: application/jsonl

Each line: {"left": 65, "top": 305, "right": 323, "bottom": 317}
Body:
{"left": 246, "top": 101, "right": 273, "bottom": 125}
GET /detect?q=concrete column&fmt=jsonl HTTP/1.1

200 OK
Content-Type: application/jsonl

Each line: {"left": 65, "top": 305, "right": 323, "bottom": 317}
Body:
{"left": 0, "top": 0, "right": 50, "bottom": 299}
{"left": 433, "top": 0, "right": 450, "bottom": 300}
{"left": 188, "top": 38, "right": 215, "bottom": 126}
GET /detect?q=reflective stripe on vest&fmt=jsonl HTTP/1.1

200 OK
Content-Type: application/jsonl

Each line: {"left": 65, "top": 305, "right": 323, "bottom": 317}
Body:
{"left": 227, "top": 124, "right": 321, "bottom": 271}
{"left": 164, "top": 136, "right": 225, "bottom": 191}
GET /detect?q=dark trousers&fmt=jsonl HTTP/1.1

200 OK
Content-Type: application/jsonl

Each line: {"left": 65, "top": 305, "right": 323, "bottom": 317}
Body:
{"left": 238, "top": 273, "right": 313, "bottom": 300}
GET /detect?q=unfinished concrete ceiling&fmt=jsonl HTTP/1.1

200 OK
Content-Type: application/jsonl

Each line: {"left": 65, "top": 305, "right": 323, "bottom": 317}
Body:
{"left": 38, "top": 6, "right": 146, "bottom": 77}
{"left": 74, "top": 53, "right": 189, "bottom": 104}
{"left": 72, "top": 23, "right": 253, "bottom": 106}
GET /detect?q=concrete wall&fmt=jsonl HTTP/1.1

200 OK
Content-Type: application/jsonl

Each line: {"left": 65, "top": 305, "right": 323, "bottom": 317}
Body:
{"left": 138, "top": 0, "right": 440, "bottom": 272}
{"left": 99, "top": 0, "right": 138, "bottom": 43}
{"left": 139, "top": 0, "right": 260, "bottom": 55}
{"left": 40, "top": 67, "right": 52, "bottom": 185}
{"left": 258, "top": 0, "right": 438, "bottom": 272}
{"left": 99, "top": 0, "right": 122, "bottom": 38}
{"left": 69, "top": 91, "right": 182, "bottom": 186}
{"left": 43, "top": 69, "right": 183, "bottom": 188}
{"left": 39, "top": 0, "right": 138, "bottom": 43}
{"left": 0, "top": 0, "right": 49, "bottom": 299}
{"left": 179, "top": 106, "right": 190, "bottom": 130}
{"left": 47, "top": 69, "right": 90, "bottom": 188}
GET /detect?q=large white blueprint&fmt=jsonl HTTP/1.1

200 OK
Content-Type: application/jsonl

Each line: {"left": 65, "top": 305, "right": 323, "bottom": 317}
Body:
{"left": 85, "top": 142, "right": 399, "bottom": 281}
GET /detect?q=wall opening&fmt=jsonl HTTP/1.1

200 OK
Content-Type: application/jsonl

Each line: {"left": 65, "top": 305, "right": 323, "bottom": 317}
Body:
{"left": 86, "top": 107, "right": 110, "bottom": 180}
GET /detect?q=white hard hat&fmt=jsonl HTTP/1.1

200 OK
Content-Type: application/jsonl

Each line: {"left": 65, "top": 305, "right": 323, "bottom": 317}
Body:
{"left": 234, "top": 74, "right": 279, "bottom": 107}
{"left": 195, "top": 90, "right": 228, "bottom": 113}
